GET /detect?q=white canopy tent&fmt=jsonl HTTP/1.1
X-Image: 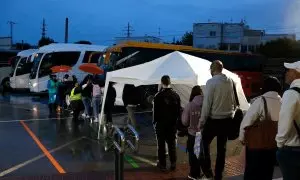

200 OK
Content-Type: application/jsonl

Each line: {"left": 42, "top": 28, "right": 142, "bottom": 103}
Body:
{"left": 98, "top": 51, "right": 250, "bottom": 137}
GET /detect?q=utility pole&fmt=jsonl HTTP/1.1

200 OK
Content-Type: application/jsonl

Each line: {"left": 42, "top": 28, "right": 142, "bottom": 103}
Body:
{"left": 7, "top": 21, "right": 16, "bottom": 45}
{"left": 41, "top": 18, "right": 47, "bottom": 38}
{"left": 65, "top": 17, "right": 69, "bottom": 43}
{"left": 123, "top": 22, "right": 134, "bottom": 39}
{"left": 158, "top": 27, "right": 161, "bottom": 37}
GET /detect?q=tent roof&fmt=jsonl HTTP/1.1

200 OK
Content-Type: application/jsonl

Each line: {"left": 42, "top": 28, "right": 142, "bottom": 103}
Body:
{"left": 106, "top": 51, "right": 239, "bottom": 86}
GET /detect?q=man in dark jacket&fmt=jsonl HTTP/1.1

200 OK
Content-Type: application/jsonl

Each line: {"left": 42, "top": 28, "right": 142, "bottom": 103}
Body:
{"left": 122, "top": 84, "right": 140, "bottom": 128}
{"left": 105, "top": 82, "right": 116, "bottom": 123}
{"left": 153, "top": 75, "right": 181, "bottom": 171}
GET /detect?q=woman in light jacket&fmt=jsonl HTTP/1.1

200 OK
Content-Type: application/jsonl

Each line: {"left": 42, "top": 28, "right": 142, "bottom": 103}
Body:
{"left": 239, "top": 76, "right": 282, "bottom": 180}
{"left": 182, "top": 85, "right": 204, "bottom": 180}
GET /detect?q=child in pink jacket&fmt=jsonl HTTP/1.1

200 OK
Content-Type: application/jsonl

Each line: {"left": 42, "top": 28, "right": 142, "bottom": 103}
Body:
{"left": 181, "top": 85, "right": 204, "bottom": 180}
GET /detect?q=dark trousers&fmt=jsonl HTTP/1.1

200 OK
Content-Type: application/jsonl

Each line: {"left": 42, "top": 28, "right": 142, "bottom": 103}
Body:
{"left": 187, "top": 134, "right": 202, "bottom": 178}
{"left": 244, "top": 147, "right": 276, "bottom": 180}
{"left": 48, "top": 103, "right": 57, "bottom": 116}
{"left": 277, "top": 146, "right": 300, "bottom": 180}
{"left": 104, "top": 106, "right": 113, "bottom": 123}
{"left": 155, "top": 125, "right": 177, "bottom": 167}
{"left": 71, "top": 100, "right": 83, "bottom": 122}
{"left": 201, "top": 118, "right": 229, "bottom": 180}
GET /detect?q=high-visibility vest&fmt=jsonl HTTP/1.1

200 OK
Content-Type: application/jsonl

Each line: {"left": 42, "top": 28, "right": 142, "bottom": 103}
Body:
{"left": 70, "top": 87, "right": 82, "bottom": 101}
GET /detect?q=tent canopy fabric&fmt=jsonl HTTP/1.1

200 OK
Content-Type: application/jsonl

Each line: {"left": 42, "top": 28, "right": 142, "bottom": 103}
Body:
{"left": 98, "top": 51, "right": 250, "bottom": 137}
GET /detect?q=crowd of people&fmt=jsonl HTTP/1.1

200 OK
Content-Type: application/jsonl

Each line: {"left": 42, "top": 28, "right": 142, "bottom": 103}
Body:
{"left": 46, "top": 73, "right": 117, "bottom": 125}
{"left": 47, "top": 59, "right": 300, "bottom": 180}
{"left": 152, "top": 60, "right": 300, "bottom": 180}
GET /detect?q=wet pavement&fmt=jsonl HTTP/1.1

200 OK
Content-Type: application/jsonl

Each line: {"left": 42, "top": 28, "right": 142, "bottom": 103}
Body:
{"left": 0, "top": 93, "right": 281, "bottom": 179}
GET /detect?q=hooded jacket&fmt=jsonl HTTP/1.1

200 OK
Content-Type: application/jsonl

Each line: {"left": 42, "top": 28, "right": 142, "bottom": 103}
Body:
{"left": 182, "top": 95, "right": 203, "bottom": 136}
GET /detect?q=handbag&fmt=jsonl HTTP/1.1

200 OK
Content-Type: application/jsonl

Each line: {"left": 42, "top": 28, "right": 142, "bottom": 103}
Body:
{"left": 244, "top": 96, "right": 278, "bottom": 149}
{"left": 227, "top": 80, "right": 244, "bottom": 140}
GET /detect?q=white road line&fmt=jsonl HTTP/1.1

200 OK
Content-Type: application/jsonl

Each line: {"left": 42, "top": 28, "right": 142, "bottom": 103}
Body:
{"left": 0, "top": 136, "right": 85, "bottom": 177}
{"left": 130, "top": 155, "right": 156, "bottom": 166}
{"left": 0, "top": 117, "right": 72, "bottom": 123}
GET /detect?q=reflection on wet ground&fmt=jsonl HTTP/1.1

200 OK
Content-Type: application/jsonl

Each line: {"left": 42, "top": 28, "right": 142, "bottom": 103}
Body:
{"left": 0, "top": 93, "right": 256, "bottom": 180}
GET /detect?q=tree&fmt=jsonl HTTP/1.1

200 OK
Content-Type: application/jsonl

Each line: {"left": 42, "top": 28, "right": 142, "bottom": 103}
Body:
{"left": 181, "top": 32, "right": 193, "bottom": 46}
{"left": 74, "top": 40, "right": 92, "bottom": 45}
{"left": 258, "top": 38, "right": 300, "bottom": 58}
{"left": 38, "top": 37, "right": 55, "bottom": 47}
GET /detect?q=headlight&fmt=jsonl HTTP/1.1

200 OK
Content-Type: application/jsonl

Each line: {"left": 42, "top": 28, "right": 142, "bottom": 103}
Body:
{"left": 33, "top": 83, "right": 37, "bottom": 87}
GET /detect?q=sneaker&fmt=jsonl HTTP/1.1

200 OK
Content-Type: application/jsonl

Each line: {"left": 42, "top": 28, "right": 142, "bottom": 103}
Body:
{"left": 156, "top": 163, "right": 167, "bottom": 172}
{"left": 170, "top": 163, "right": 176, "bottom": 171}
{"left": 82, "top": 113, "right": 86, "bottom": 118}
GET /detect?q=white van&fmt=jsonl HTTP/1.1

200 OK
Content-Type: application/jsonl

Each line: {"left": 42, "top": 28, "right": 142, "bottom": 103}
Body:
{"left": 10, "top": 49, "right": 37, "bottom": 90}
{"left": 29, "top": 43, "right": 107, "bottom": 93}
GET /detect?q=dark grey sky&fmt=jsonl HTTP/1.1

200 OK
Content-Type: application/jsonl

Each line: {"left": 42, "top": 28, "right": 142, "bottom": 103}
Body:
{"left": 0, "top": 0, "right": 298, "bottom": 45}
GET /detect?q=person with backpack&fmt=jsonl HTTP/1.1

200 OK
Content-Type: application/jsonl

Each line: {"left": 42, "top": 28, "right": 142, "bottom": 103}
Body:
{"left": 153, "top": 75, "right": 181, "bottom": 172}
{"left": 181, "top": 85, "right": 204, "bottom": 180}
{"left": 276, "top": 62, "right": 300, "bottom": 180}
{"left": 239, "top": 76, "right": 282, "bottom": 180}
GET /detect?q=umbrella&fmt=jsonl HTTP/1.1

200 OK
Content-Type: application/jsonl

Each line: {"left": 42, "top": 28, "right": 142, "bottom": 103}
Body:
{"left": 51, "top": 65, "right": 72, "bottom": 73}
{"left": 79, "top": 63, "right": 104, "bottom": 75}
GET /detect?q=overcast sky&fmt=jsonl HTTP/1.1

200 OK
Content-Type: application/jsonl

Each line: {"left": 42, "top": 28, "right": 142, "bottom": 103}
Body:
{"left": 0, "top": 0, "right": 299, "bottom": 45}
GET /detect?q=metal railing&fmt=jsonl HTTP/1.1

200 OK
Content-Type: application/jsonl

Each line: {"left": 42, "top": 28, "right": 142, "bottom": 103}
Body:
{"left": 103, "top": 124, "right": 139, "bottom": 180}
{"left": 125, "top": 124, "right": 139, "bottom": 153}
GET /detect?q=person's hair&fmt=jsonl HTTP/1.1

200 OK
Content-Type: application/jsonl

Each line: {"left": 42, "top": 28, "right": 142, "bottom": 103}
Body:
{"left": 189, "top": 85, "right": 203, "bottom": 102}
{"left": 210, "top": 60, "right": 223, "bottom": 73}
{"left": 161, "top": 75, "right": 171, "bottom": 86}
{"left": 262, "top": 76, "right": 282, "bottom": 94}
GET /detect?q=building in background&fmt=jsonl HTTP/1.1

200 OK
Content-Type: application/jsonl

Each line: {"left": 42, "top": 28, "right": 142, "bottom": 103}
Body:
{"left": 0, "top": 37, "right": 12, "bottom": 50}
{"left": 193, "top": 22, "right": 296, "bottom": 53}
{"left": 115, "top": 35, "right": 161, "bottom": 44}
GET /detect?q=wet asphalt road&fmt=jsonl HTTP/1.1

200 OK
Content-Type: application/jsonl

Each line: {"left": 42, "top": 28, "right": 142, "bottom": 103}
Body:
{"left": 0, "top": 93, "right": 189, "bottom": 178}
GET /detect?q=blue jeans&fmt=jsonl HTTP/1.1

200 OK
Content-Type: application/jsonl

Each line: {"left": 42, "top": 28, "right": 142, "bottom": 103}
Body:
{"left": 82, "top": 97, "right": 91, "bottom": 116}
{"left": 277, "top": 146, "right": 300, "bottom": 180}
{"left": 92, "top": 96, "right": 101, "bottom": 119}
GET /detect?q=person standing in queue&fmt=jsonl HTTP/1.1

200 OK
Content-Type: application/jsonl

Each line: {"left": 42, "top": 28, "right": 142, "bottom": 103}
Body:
{"left": 104, "top": 82, "right": 116, "bottom": 123}
{"left": 181, "top": 85, "right": 204, "bottom": 179}
{"left": 122, "top": 84, "right": 139, "bottom": 128}
{"left": 198, "top": 60, "right": 236, "bottom": 180}
{"left": 69, "top": 82, "right": 83, "bottom": 123}
{"left": 48, "top": 74, "right": 59, "bottom": 117}
{"left": 276, "top": 61, "right": 300, "bottom": 180}
{"left": 153, "top": 75, "right": 181, "bottom": 172}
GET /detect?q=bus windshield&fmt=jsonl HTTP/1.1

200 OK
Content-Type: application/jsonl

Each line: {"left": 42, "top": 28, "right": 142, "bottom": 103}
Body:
{"left": 15, "top": 56, "right": 33, "bottom": 76}
{"left": 38, "top": 51, "right": 80, "bottom": 78}
{"left": 29, "top": 53, "right": 43, "bottom": 79}
{"left": 10, "top": 56, "right": 20, "bottom": 77}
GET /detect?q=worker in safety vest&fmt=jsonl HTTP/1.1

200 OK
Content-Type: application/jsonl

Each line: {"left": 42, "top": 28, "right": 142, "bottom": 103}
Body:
{"left": 69, "top": 82, "right": 83, "bottom": 123}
